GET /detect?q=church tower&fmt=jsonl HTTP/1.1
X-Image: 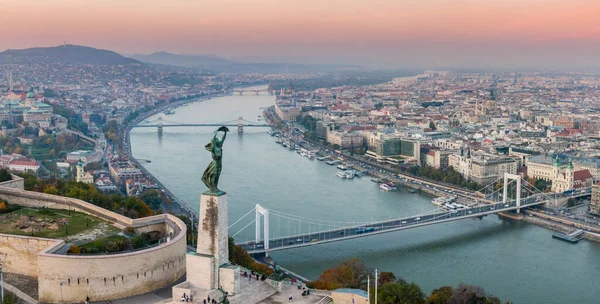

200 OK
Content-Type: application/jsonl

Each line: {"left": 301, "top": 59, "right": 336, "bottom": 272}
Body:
{"left": 76, "top": 159, "right": 94, "bottom": 184}
{"left": 566, "top": 158, "right": 575, "bottom": 190}
{"left": 76, "top": 159, "right": 85, "bottom": 181}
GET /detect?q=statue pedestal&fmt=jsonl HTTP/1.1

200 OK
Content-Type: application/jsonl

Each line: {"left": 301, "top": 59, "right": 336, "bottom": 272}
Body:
{"left": 182, "top": 193, "right": 239, "bottom": 293}
{"left": 197, "top": 193, "right": 229, "bottom": 269}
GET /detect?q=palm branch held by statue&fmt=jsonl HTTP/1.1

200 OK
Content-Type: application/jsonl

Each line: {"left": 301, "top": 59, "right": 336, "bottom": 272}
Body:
{"left": 202, "top": 126, "right": 229, "bottom": 195}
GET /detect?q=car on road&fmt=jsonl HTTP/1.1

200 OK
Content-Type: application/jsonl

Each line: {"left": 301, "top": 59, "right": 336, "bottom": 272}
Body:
{"left": 401, "top": 221, "right": 407, "bottom": 224}
{"left": 415, "top": 217, "right": 421, "bottom": 221}
{"left": 311, "top": 239, "right": 318, "bottom": 242}
{"left": 296, "top": 238, "right": 303, "bottom": 242}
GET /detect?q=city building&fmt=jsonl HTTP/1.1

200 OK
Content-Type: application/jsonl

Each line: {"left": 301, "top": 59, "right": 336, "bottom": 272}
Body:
{"left": 367, "top": 132, "right": 421, "bottom": 163}
{"left": 527, "top": 155, "right": 565, "bottom": 182}
{"left": 8, "top": 158, "right": 40, "bottom": 173}
{"left": 448, "top": 148, "right": 517, "bottom": 185}
{"left": 591, "top": 183, "right": 600, "bottom": 215}
{"left": 527, "top": 156, "right": 592, "bottom": 193}
{"left": 109, "top": 159, "right": 144, "bottom": 185}
{"left": 75, "top": 159, "right": 94, "bottom": 184}
{"left": 425, "top": 149, "right": 452, "bottom": 169}
{"left": 274, "top": 102, "right": 301, "bottom": 121}
{"left": 326, "top": 130, "right": 362, "bottom": 149}
{"left": 66, "top": 150, "right": 102, "bottom": 164}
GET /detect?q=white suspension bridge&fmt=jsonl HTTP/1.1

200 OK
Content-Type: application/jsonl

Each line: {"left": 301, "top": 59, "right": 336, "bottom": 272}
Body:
{"left": 229, "top": 173, "right": 591, "bottom": 255}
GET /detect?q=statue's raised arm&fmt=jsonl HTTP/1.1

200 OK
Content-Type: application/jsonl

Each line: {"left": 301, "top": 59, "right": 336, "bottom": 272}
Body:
{"left": 216, "top": 126, "right": 229, "bottom": 145}
{"left": 202, "top": 126, "right": 230, "bottom": 196}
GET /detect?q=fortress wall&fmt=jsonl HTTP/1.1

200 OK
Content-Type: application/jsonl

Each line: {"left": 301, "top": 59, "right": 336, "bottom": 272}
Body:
{"left": 0, "top": 234, "right": 63, "bottom": 277}
{"left": 0, "top": 187, "right": 132, "bottom": 227}
{"left": 0, "top": 175, "right": 25, "bottom": 190}
{"left": 38, "top": 214, "right": 187, "bottom": 303}
{"left": 0, "top": 187, "right": 188, "bottom": 303}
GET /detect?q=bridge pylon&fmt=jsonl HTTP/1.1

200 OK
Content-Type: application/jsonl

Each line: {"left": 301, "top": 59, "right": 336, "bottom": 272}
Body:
{"left": 157, "top": 116, "right": 163, "bottom": 135}
{"left": 237, "top": 116, "right": 244, "bottom": 134}
{"left": 255, "top": 204, "right": 270, "bottom": 256}
{"left": 503, "top": 173, "right": 522, "bottom": 213}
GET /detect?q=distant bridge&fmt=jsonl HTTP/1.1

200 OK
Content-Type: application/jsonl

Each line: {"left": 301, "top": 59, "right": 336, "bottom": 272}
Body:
{"left": 232, "top": 89, "right": 272, "bottom": 95}
{"left": 131, "top": 117, "right": 270, "bottom": 134}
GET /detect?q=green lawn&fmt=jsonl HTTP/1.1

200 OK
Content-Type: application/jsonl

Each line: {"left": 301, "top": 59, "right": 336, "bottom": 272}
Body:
{"left": 79, "top": 235, "right": 128, "bottom": 252}
{"left": 0, "top": 207, "right": 107, "bottom": 239}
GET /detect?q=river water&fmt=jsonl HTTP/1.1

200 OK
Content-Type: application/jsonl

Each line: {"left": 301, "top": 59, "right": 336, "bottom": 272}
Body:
{"left": 130, "top": 86, "right": 600, "bottom": 304}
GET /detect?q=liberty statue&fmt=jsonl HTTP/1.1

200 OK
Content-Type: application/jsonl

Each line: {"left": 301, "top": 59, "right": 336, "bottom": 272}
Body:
{"left": 202, "top": 126, "right": 229, "bottom": 195}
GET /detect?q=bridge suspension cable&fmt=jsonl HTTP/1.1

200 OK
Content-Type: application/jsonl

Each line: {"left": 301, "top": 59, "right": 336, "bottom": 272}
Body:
{"left": 231, "top": 219, "right": 256, "bottom": 238}
{"left": 268, "top": 208, "right": 373, "bottom": 225}
{"left": 229, "top": 206, "right": 257, "bottom": 229}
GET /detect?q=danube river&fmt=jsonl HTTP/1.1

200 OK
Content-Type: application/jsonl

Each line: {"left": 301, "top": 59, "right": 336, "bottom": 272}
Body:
{"left": 130, "top": 87, "right": 600, "bottom": 304}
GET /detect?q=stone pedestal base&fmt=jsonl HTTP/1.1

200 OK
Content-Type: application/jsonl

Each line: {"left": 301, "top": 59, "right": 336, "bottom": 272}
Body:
{"left": 184, "top": 253, "right": 240, "bottom": 294}
{"left": 219, "top": 265, "right": 241, "bottom": 294}
{"left": 186, "top": 253, "right": 215, "bottom": 290}
{"left": 197, "top": 194, "right": 229, "bottom": 269}
{"left": 175, "top": 193, "right": 240, "bottom": 296}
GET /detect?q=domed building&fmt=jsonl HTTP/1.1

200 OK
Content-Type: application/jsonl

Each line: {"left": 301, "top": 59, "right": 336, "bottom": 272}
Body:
{"left": 24, "top": 90, "right": 36, "bottom": 107}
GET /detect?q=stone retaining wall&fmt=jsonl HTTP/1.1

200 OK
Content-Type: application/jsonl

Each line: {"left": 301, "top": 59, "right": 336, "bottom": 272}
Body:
{"left": 37, "top": 215, "right": 187, "bottom": 303}
{"left": 0, "top": 235, "right": 62, "bottom": 277}
{"left": 0, "top": 187, "right": 188, "bottom": 304}
{"left": 0, "top": 175, "right": 24, "bottom": 190}
{"left": 0, "top": 187, "right": 131, "bottom": 227}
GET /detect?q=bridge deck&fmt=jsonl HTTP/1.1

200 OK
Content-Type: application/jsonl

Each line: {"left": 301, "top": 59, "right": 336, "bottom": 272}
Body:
{"left": 132, "top": 124, "right": 270, "bottom": 128}
{"left": 238, "top": 198, "right": 555, "bottom": 254}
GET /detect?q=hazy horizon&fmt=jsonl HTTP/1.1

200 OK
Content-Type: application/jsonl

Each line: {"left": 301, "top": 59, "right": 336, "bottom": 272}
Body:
{"left": 2, "top": 0, "right": 599, "bottom": 69}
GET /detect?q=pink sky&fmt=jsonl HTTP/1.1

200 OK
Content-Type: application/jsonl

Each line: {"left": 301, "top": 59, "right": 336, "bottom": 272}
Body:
{"left": 1, "top": 0, "right": 599, "bottom": 68}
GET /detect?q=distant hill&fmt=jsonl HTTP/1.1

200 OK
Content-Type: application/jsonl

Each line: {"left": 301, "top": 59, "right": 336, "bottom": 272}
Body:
{"left": 130, "top": 51, "right": 362, "bottom": 73}
{"left": 0, "top": 45, "right": 141, "bottom": 65}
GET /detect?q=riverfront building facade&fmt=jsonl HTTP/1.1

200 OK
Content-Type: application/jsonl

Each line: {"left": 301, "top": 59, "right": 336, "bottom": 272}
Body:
{"left": 591, "top": 183, "right": 600, "bottom": 215}
{"left": 448, "top": 149, "right": 517, "bottom": 185}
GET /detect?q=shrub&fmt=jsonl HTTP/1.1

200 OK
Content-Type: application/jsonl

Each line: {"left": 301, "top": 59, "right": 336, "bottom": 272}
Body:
{"left": 68, "top": 245, "right": 82, "bottom": 254}
{"left": 0, "top": 202, "right": 21, "bottom": 214}
{"left": 0, "top": 168, "right": 11, "bottom": 182}
{"left": 105, "top": 239, "right": 125, "bottom": 252}
{"left": 250, "top": 261, "right": 274, "bottom": 276}
{"left": 131, "top": 235, "right": 148, "bottom": 249}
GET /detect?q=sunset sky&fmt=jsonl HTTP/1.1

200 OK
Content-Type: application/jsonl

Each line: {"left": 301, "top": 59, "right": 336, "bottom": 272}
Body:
{"left": 1, "top": 0, "right": 599, "bottom": 69}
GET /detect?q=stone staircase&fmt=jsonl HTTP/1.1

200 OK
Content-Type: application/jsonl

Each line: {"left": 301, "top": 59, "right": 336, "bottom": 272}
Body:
{"left": 230, "top": 281, "right": 277, "bottom": 304}
{"left": 316, "top": 296, "right": 334, "bottom": 304}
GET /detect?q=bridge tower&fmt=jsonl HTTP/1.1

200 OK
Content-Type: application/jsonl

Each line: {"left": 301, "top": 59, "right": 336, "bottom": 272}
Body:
{"left": 239, "top": 90, "right": 243, "bottom": 95}
{"left": 255, "top": 204, "right": 270, "bottom": 255}
{"left": 157, "top": 116, "right": 163, "bottom": 135}
{"left": 255, "top": 90, "right": 259, "bottom": 95}
{"left": 503, "top": 173, "right": 522, "bottom": 213}
{"left": 237, "top": 116, "right": 244, "bottom": 134}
